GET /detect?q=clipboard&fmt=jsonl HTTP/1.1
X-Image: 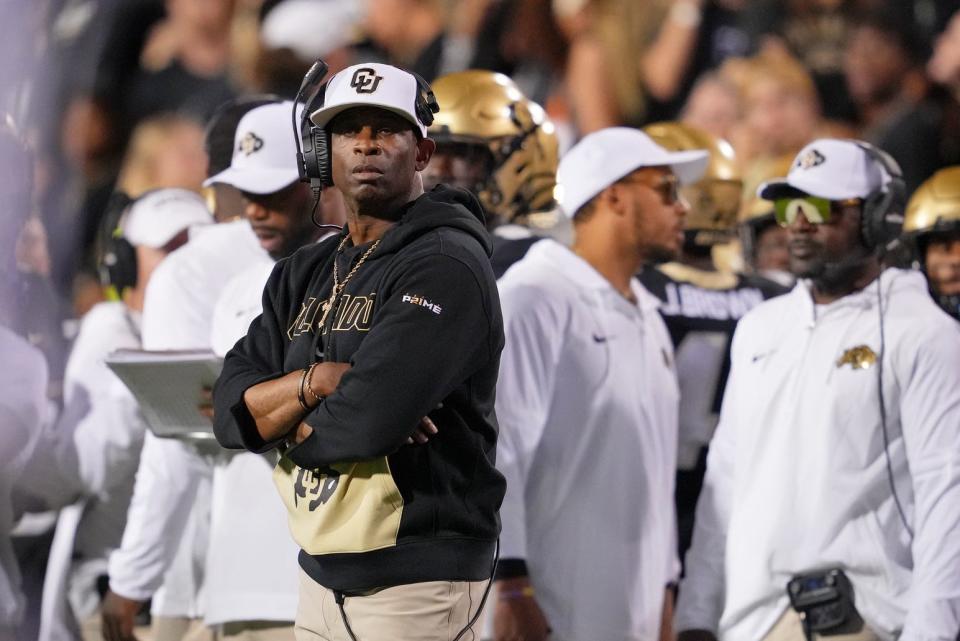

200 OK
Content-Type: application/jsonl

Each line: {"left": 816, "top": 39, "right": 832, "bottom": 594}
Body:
{"left": 106, "top": 349, "right": 223, "bottom": 443}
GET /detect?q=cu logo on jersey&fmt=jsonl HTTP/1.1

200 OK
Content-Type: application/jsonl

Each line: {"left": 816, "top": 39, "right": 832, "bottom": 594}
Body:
{"left": 351, "top": 67, "right": 383, "bottom": 94}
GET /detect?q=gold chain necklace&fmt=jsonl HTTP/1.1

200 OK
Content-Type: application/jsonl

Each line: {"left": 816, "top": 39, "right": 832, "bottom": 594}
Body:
{"left": 317, "top": 236, "right": 381, "bottom": 332}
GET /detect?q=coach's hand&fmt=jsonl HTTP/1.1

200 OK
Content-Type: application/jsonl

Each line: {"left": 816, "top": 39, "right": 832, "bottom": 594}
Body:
{"left": 407, "top": 415, "right": 439, "bottom": 444}
{"left": 102, "top": 589, "right": 143, "bottom": 641}
{"left": 198, "top": 386, "right": 214, "bottom": 421}
{"left": 493, "top": 577, "right": 550, "bottom": 641}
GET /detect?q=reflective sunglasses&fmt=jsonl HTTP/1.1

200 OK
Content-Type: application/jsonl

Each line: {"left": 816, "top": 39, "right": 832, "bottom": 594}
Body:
{"left": 620, "top": 175, "right": 681, "bottom": 205}
{"left": 773, "top": 197, "right": 859, "bottom": 227}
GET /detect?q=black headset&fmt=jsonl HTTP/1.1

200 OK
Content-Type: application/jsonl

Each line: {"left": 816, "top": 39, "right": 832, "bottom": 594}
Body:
{"left": 98, "top": 192, "right": 137, "bottom": 300}
{"left": 855, "top": 141, "right": 906, "bottom": 252}
{"left": 292, "top": 60, "right": 440, "bottom": 190}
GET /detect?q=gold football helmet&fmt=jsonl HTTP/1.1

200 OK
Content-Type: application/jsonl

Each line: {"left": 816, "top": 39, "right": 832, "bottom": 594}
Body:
{"left": 427, "top": 70, "right": 558, "bottom": 224}
{"left": 903, "top": 167, "right": 960, "bottom": 320}
{"left": 642, "top": 121, "right": 742, "bottom": 247}
{"left": 903, "top": 166, "right": 960, "bottom": 237}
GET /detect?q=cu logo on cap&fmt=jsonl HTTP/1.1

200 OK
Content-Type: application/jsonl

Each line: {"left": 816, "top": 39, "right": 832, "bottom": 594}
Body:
{"left": 796, "top": 148, "right": 826, "bottom": 170}
{"left": 351, "top": 67, "right": 383, "bottom": 94}
{"left": 239, "top": 132, "right": 264, "bottom": 156}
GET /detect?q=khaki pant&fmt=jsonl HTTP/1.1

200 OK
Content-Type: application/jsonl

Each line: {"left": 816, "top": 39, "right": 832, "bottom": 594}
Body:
{"left": 763, "top": 608, "right": 882, "bottom": 641}
{"left": 80, "top": 611, "right": 154, "bottom": 641}
{"left": 216, "top": 621, "right": 295, "bottom": 641}
{"left": 153, "top": 616, "right": 215, "bottom": 641}
{"left": 294, "top": 569, "right": 488, "bottom": 641}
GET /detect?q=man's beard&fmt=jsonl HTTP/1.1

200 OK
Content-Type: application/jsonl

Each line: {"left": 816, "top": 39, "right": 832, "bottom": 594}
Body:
{"left": 645, "top": 243, "right": 679, "bottom": 265}
{"left": 792, "top": 246, "right": 872, "bottom": 296}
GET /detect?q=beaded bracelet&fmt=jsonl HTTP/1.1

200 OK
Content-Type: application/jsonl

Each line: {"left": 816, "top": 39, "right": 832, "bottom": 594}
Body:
{"left": 498, "top": 585, "right": 535, "bottom": 601}
{"left": 297, "top": 367, "right": 311, "bottom": 411}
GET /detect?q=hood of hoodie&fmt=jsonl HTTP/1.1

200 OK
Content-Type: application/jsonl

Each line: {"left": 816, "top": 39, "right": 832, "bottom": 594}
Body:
{"left": 346, "top": 185, "right": 491, "bottom": 259}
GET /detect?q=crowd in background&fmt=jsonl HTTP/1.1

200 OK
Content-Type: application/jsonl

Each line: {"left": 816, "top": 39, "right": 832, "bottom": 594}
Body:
{"left": 3, "top": 0, "right": 960, "bottom": 639}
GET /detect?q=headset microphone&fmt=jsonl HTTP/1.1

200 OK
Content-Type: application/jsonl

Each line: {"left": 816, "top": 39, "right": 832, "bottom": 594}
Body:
{"left": 291, "top": 59, "right": 332, "bottom": 229}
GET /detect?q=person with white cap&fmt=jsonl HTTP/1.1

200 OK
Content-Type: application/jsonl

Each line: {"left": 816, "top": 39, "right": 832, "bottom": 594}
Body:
{"left": 675, "top": 139, "right": 960, "bottom": 641}
{"left": 492, "top": 126, "right": 707, "bottom": 641}
{"left": 17, "top": 189, "right": 211, "bottom": 641}
{"left": 99, "top": 99, "right": 276, "bottom": 641}
{"left": 213, "top": 62, "right": 504, "bottom": 641}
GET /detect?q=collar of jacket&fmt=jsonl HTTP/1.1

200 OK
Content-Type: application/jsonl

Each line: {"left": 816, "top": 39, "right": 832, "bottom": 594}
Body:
{"left": 793, "top": 267, "right": 927, "bottom": 326}
{"left": 532, "top": 239, "right": 663, "bottom": 314}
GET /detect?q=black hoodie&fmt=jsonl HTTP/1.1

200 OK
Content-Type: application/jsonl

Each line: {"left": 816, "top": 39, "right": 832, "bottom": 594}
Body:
{"left": 213, "top": 186, "right": 506, "bottom": 592}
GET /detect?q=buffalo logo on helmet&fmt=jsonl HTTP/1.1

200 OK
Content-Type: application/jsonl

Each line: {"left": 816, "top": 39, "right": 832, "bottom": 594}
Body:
{"left": 796, "top": 149, "right": 826, "bottom": 170}
{"left": 351, "top": 68, "right": 384, "bottom": 94}
{"left": 239, "top": 132, "right": 264, "bottom": 156}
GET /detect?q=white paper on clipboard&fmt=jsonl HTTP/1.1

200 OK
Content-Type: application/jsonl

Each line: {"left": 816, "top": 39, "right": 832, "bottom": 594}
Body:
{"left": 106, "top": 348, "right": 223, "bottom": 442}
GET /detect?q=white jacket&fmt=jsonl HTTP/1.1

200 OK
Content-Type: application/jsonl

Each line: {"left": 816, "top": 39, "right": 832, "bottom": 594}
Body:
{"left": 496, "top": 240, "right": 680, "bottom": 641}
{"left": 0, "top": 327, "right": 49, "bottom": 627}
{"left": 204, "top": 259, "right": 299, "bottom": 625}
{"left": 676, "top": 269, "right": 960, "bottom": 641}
{"left": 108, "top": 220, "right": 264, "bottom": 617}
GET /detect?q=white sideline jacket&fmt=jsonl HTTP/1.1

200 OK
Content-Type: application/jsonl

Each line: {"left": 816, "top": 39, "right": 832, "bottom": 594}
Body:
{"left": 496, "top": 240, "right": 680, "bottom": 641}
{"left": 675, "top": 269, "right": 960, "bottom": 641}
{"left": 204, "top": 258, "right": 299, "bottom": 625}
{"left": 108, "top": 220, "right": 264, "bottom": 617}
{"left": 0, "top": 328, "right": 49, "bottom": 627}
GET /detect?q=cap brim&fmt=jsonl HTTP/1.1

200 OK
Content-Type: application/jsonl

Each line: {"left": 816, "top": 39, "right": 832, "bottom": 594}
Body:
{"left": 309, "top": 103, "right": 426, "bottom": 136}
{"left": 665, "top": 150, "right": 710, "bottom": 185}
{"left": 758, "top": 176, "right": 871, "bottom": 201}
{"left": 203, "top": 167, "right": 299, "bottom": 194}
{"left": 757, "top": 179, "right": 809, "bottom": 201}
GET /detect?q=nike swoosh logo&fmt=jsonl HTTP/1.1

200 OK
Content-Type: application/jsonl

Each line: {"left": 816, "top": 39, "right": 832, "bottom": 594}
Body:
{"left": 593, "top": 334, "right": 608, "bottom": 343}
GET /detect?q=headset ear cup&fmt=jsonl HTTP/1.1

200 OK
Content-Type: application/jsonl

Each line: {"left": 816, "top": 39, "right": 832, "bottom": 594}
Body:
{"left": 861, "top": 192, "right": 881, "bottom": 250}
{"left": 101, "top": 236, "right": 138, "bottom": 299}
{"left": 315, "top": 128, "right": 333, "bottom": 187}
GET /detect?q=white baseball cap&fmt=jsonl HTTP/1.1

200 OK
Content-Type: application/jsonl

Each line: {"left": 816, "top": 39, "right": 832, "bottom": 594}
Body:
{"left": 309, "top": 62, "right": 429, "bottom": 137}
{"left": 203, "top": 101, "right": 300, "bottom": 194}
{"left": 122, "top": 189, "right": 212, "bottom": 248}
{"left": 556, "top": 127, "right": 708, "bottom": 218}
{"left": 758, "top": 139, "right": 887, "bottom": 201}
{"left": 261, "top": 0, "right": 360, "bottom": 61}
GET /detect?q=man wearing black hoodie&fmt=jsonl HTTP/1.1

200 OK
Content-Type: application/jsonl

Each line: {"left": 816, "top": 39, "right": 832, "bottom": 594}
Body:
{"left": 213, "top": 63, "right": 505, "bottom": 641}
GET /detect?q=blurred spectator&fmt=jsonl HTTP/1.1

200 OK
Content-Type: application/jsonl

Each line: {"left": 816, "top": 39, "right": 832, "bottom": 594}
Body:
{"left": 737, "top": 0, "right": 865, "bottom": 122}
{"left": 559, "top": 0, "right": 685, "bottom": 132}
{"left": 122, "top": 0, "right": 237, "bottom": 127}
{"left": 681, "top": 71, "right": 742, "bottom": 140}
{"left": 0, "top": 123, "right": 69, "bottom": 404}
{"left": 252, "top": 0, "right": 361, "bottom": 96}
{"left": 114, "top": 114, "right": 208, "bottom": 198}
{"left": 560, "top": 0, "right": 754, "bottom": 134}
{"left": 844, "top": 10, "right": 942, "bottom": 193}
{"left": 929, "top": 8, "right": 960, "bottom": 97}
{"left": 725, "top": 53, "right": 824, "bottom": 171}
{"left": 470, "top": 0, "right": 567, "bottom": 106}
{"left": 363, "top": 0, "right": 457, "bottom": 81}
{"left": 16, "top": 217, "right": 52, "bottom": 280}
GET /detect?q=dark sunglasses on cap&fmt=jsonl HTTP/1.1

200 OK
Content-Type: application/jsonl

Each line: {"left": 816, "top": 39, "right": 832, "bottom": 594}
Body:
{"left": 773, "top": 197, "right": 860, "bottom": 227}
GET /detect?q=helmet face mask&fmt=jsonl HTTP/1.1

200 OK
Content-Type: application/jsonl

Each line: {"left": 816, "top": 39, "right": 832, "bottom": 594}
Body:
{"left": 426, "top": 71, "right": 559, "bottom": 225}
